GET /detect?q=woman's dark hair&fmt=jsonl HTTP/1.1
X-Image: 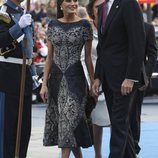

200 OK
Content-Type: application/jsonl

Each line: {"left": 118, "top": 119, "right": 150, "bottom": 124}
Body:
{"left": 57, "top": 0, "right": 64, "bottom": 18}
{"left": 86, "top": 0, "right": 96, "bottom": 19}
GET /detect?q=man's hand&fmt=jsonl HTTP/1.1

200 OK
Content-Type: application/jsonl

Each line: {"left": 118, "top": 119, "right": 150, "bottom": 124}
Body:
{"left": 121, "top": 79, "right": 134, "bottom": 95}
{"left": 18, "top": 14, "right": 32, "bottom": 29}
{"left": 92, "top": 79, "right": 101, "bottom": 97}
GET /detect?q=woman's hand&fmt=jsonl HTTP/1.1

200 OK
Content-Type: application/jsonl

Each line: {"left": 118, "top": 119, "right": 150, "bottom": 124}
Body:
{"left": 92, "top": 78, "right": 101, "bottom": 97}
{"left": 40, "top": 84, "right": 48, "bottom": 103}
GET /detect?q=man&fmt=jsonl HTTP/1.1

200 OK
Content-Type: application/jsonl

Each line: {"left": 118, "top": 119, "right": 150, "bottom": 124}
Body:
{"left": 30, "top": 2, "right": 46, "bottom": 22}
{"left": 130, "top": 22, "right": 157, "bottom": 157}
{"left": 0, "top": 0, "right": 34, "bottom": 157}
{"left": 152, "top": 0, "right": 158, "bottom": 20}
{"left": 92, "top": 0, "right": 145, "bottom": 158}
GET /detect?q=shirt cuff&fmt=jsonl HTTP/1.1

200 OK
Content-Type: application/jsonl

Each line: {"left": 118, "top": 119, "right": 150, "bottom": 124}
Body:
{"left": 125, "top": 78, "right": 139, "bottom": 82}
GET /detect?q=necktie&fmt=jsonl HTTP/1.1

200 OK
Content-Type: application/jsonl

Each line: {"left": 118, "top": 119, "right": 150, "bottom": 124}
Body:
{"left": 102, "top": 0, "right": 109, "bottom": 31}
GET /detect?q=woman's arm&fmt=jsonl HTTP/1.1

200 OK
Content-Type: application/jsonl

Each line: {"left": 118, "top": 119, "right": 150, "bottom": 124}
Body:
{"left": 85, "top": 40, "right": 94, "bottom": 88}
{"left": 40, "top": 40, "right": 53, "bottom": 102}
{"left": 42, "top": 40, "right": 53, "bottom": 86}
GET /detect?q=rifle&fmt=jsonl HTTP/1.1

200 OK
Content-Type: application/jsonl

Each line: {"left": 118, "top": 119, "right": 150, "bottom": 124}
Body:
{"left": 15, "top": 0, "right": 31, "bottom": 157}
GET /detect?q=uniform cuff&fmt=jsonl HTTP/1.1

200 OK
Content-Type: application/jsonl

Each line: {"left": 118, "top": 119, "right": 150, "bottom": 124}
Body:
{"left": 9, "top": 23, "right": 24, "bottom": 42}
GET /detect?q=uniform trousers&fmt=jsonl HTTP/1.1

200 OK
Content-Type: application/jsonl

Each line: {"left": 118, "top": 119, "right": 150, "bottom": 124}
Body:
{"left": 0, "top": 91, "right": 32, "bottom": 158}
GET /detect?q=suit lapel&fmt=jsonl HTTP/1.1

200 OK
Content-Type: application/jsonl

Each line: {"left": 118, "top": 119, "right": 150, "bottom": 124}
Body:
{"left": 103, "top": 0, "right": 120, "bottom": 35}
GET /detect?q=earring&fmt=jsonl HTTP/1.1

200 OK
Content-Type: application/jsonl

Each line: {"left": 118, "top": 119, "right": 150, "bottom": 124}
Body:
{"left": 61, "top": 7, "right": 63, "bottom": 10}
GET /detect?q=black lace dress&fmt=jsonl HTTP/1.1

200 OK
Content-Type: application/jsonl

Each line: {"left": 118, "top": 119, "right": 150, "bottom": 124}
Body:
{"left": 43, "top": 19, "right": 93, "bottom": 148}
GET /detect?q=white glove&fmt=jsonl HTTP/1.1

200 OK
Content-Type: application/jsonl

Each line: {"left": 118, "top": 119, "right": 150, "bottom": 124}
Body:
{"left": 18, "top": 14, "right": 32, "bottom": 29}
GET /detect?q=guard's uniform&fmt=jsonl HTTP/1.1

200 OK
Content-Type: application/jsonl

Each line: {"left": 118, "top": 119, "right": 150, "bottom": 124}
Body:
{"left": 0, "top": 1, "right": 34, "bottom": 157}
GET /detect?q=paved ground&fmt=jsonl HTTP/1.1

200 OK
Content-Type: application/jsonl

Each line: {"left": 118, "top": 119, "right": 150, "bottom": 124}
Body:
{"left": 27, "top": 104, "right": 60, "bottom": 158}
{"left": 27, "top": 96, "right": 158, "bottom": 158}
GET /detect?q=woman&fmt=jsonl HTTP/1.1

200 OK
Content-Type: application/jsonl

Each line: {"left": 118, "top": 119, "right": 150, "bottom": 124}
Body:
{"left": 86, "top": 0, "right": 111, "bottom": 158}
{"left": 40, "top": 0, "right": 94, "bottom": 158}
{"left": 47, "top": 0, "right": 56, "bottom": 9}
{"left": 46, "top": 0, "right": 57, "bottom": 21}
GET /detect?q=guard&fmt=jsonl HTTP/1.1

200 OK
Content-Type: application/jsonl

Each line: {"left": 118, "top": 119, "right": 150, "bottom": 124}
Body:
{"left": 0, "top": 0, "right": 35, "bottom": 157}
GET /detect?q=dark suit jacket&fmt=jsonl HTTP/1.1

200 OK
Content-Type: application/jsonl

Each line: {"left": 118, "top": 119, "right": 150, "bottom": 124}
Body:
{"left": 95, "top": 0, "right": 146, "bottom": 91}
{"left": 139, "top": 23, "right": 158, "bottom": 87}
{"left": 144, "top": 23, "right": 157, "bottom": 78}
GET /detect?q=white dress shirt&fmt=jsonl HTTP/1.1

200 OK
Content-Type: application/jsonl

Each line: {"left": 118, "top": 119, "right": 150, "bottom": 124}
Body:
{"left": 107, "top": 0, "right": 115, "bottom": 14}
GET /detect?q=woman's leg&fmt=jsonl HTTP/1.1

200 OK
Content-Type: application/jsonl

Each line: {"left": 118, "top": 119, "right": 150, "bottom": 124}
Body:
{"left": 93, "top": 124, "right": 103, "bottom": 158}
{"left": 61, "top": 148, "right": 71, "bottom": 158}
{"left": 72, "top": 147, "right": 83, "bottom": 158}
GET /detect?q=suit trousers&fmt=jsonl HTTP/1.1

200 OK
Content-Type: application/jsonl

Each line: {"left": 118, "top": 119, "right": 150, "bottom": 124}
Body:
{"left": 130, "top": 89, "right": 145, "bottom": 154}
{"left": 2, "top": 92, "right": 32, "bottom": 158}
{"left": 102, "top": 81, "right": 136, "bottom": 158}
